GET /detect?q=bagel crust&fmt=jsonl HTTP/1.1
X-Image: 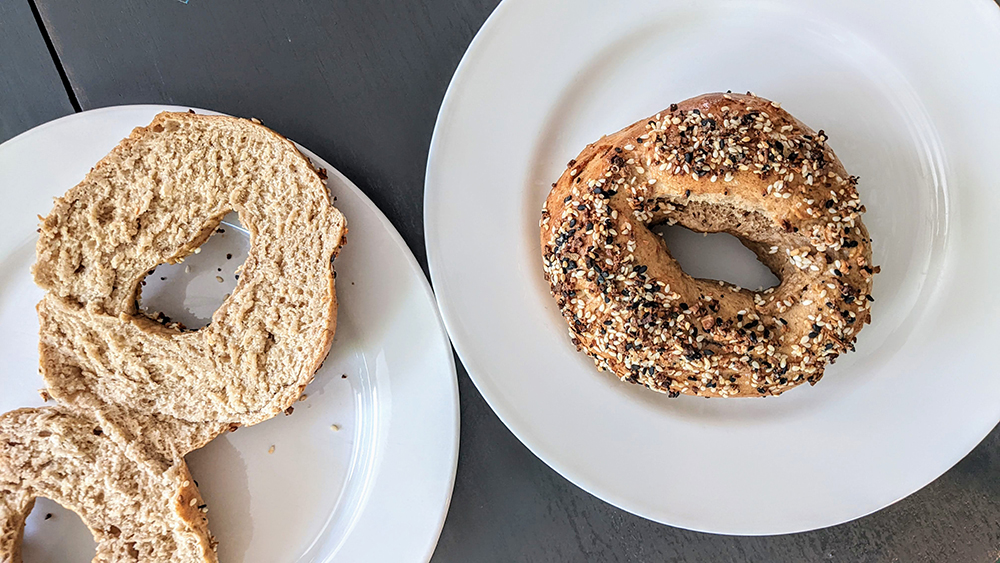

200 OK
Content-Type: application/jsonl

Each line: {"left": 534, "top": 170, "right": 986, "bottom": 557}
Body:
{"left": 541, "top": 93, "right": 876, "bottom": 397}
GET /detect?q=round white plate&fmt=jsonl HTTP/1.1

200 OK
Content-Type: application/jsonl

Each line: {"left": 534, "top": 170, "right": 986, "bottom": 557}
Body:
{"left": 0, "top": 105, "right": 458, "bottom": 561}
{"left": 425, "top": 0, "right": 1000, "bottom": 535}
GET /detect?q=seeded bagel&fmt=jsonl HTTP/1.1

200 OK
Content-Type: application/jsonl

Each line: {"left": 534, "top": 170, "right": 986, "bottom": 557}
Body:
{"left": 541, "top": 93, "right": 876, "bottom": 397}
{"left": 0, "top": 407, "right": 217, "bottom": 563}
{"left": 33, "top": 111, "right": 346, "bottom": 425}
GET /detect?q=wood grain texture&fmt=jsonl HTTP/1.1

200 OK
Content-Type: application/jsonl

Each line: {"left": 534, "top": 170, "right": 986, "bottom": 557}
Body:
{"left": 28, "top": 0, "right": 1000, "bottom": 561}
{"left": 0, "top": 0, "right": 74, "bottom": 143}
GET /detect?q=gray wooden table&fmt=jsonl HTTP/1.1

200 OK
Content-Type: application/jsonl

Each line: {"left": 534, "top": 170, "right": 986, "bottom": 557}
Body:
{"left": 2, "top": 1, "right": 999, "bottom": 561}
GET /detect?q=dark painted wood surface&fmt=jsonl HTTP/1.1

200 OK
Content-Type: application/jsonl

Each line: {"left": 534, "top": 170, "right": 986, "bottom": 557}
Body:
{"left": 7, "top": 0, "right": 1000, "bottom": 560}
{"left": 0, "top": 0, "right": 74, "bottom": 143}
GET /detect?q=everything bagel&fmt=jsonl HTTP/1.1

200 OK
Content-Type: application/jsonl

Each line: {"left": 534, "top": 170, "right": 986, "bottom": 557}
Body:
{"left": 541, "top": 93, "right": 876, "bottom": 397}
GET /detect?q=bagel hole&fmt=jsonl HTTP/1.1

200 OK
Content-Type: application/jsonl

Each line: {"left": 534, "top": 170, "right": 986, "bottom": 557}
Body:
{"left": 139, "top": 212, "right": 249, "bottom": 330}
{"left": 651, "top": 224, "right": 780, "bottom": 290}
{"left": 21, "top": 497, "right": 96, "bottom": 562}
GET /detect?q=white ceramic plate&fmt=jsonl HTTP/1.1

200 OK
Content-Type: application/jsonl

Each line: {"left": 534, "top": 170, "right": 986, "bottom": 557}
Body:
{"left": 425, "top": 0, "right": 1000, "bottom": 535}
{"left": 0, "top": 105, "right": 458, "bottom": 561}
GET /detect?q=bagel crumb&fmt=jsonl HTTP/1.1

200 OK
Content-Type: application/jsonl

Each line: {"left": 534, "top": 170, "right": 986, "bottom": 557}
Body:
{"left": 22, "top": 111, "right": 348, "bottom": 561}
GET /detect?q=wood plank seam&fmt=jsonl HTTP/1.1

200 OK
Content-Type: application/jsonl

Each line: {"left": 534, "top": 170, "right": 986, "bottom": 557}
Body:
{"left": 25, "top": 0, "right": 80, "bottom": 112}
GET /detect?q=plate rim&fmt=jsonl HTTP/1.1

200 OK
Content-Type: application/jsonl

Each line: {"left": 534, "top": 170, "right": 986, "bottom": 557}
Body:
{"left": 0, "top": 104, "right": 460, "bottom": 561}
{"left": 424, "top": 0, "right": 1000, "bottom": 536}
